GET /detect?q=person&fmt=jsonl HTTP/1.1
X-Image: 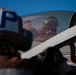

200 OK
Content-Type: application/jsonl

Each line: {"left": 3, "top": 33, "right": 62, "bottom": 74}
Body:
{"left": 0, "top": 8, "right": 75, "bottom": 75}
{"left": 32, "top": 47, "right": 76, "bottom": 75}
{"left": 23, "top": 20, "right": 40, "bottom": 41}
{"left": 35, "top": 16, "right": 59, "bottom": 42}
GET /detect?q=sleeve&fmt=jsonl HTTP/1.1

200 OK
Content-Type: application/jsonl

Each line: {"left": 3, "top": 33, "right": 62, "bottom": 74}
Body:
{"left": 44, "top": 47, "right": 67, "bottom": 67}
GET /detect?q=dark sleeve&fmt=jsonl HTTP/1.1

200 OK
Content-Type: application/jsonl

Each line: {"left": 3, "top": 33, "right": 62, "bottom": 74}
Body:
{"left": 66, "top": 71, "right": 76, "bottom": 75}
{"left": 12, "top": 58, "right": 60, "bottom": 75}
{"left": 44, "top": 47, "right": 67, "bottom": 67}
{"left": 29, "top": 59, "right": 60, "bottom": 75}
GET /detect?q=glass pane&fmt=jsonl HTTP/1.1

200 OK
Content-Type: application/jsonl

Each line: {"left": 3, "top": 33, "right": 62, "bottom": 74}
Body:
{"left": 22, "top": 11, "right": 75, "bottom": 48}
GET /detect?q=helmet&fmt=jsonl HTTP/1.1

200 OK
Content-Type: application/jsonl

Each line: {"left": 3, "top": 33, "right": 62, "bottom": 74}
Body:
{"left": 0, "top": 8, "right": 33, "bottom": 54}
{"left": 42, "top": 16, "right": 59, "bottom": 29}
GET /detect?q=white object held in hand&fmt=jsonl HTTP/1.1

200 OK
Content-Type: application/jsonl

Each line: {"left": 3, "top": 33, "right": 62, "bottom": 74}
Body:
{"left": 21, "top": 25, "right": 76, "bottom": 59}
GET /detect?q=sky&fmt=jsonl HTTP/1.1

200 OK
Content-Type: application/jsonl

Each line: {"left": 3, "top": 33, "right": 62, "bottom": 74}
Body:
{"left": 0, "top": 0, "right": 76, "bottom": 16}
